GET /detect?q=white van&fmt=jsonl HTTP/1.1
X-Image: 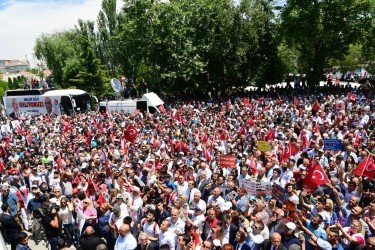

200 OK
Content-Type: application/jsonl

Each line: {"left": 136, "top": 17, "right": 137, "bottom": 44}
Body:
{"left": 99, "top": 92, "right": 164, "bottom": 114}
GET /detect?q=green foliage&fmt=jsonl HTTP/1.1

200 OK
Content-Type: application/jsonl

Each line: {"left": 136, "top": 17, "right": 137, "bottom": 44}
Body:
{"left": 33, "top": 0, "right": 374, "bottom": 96}
{"left": 0, "top": 78, "right": 8, "bottom": 97}
{"left": 281, "top": 0, "right": 373, "bottom": 85}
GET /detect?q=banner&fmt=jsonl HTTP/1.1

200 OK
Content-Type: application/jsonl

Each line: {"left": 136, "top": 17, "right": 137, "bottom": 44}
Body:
{"left": 272, "top": 183, "right": 287, "bottom": 202}
{"left": 5, "top": 96, "right": 61, "bottom": 116}
{"left": 256, "top": 141, "right": 270, "bottom": 152}
{"left": 323, "top": 139, "right": 343, "bottom": 151}
{"left": 219, "top": 155, "right": 237, "bottom": 168}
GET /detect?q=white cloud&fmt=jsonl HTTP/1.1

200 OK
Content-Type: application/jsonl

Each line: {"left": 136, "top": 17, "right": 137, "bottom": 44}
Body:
{"left": 0, "top": 0, "right": 103, "bottom": 62}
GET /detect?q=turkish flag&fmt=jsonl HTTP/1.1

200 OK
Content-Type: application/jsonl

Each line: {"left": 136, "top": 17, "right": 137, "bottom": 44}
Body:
{"left": 63, "top": 120, "right": 70, "bottom": 132}
{"left": 56, "top": 152, "right": 62, "bottom": 171}
{"left": 203, "top": 148, "right": 212, "bottom": 162}
{"left": 353, "top": 156, "right": 374, "bottom": 179}
{"left": 200, "top": 132, "right": 208, "bottom": 144}
{"left": 124, "top": 124, "right": 138, "bottom": 142}
{"left": 249, "top": 156, "right": 257, "bottom": 175}
{"left": 264, "top": 129, "right": 275, "bottom": 141}
{"left": 15, "top": 124, "right": 22, "bottom": 135}
{"left": 303, "top": 162, "right": 329, "bottom": 191}
{"left": 239, "top": 126, "right": 247, "bottom": 136}
{"left": 281, "top": 142, "right": 298, "bottom": 162}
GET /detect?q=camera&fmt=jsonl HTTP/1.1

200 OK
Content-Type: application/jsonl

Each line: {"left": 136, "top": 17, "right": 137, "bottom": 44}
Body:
{"left": 50, "top": 203, "right": 60, "bottom": 213}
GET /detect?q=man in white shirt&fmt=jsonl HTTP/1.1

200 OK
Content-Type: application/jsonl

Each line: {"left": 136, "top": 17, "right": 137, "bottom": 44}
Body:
{"left": 186, "top": 180, "right": 199, "bottom": 203}
{"left": 174, "top": 176, "right": 188, "bottom": 197}
{"left": 184, "top": 203, "right": 205, "bottom": 235}
{"left": 207, "top": 187, "right": 225, "bottom": 209}
{"left": 159, "top": 220, "right": 176, "bottom": 249}
{"left": 115, "top": 223, "right": 137, "bottom": 250}
{"left": 188, "top": 191, "right": 206, "bottom": 214}
{"left": 127, "top": 186, "right": 143, "bottom": 223}
{"left": 109, "top": 205, "right": 125, "bottom": 236}
{"left": 167, "top": 208, "right": 185, "bottom": 235}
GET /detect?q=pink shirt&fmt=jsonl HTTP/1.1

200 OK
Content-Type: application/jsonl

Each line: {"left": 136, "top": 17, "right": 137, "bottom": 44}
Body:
{"left": 83, "top": 206, "right": 98, "bottom": 225}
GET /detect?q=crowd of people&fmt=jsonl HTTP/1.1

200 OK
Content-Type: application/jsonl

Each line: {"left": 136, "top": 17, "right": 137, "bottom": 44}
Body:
{"left": 0, "top": 84, "right": 374, "bottom": 250}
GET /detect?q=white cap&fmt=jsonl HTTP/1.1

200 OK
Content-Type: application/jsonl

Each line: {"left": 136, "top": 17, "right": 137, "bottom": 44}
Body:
{"left": 285, "top": 222, "right": 296, "bottom": 231}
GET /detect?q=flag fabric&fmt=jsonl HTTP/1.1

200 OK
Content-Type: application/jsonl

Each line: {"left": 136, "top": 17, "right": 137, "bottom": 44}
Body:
{"left": 124, "top": 124, "right": 138, "bottom": 142}
{"left": 300, "top": 130, "right": 310, "bottom": 150}
{"left": 15, "top": 123, "right": 22, "bottom": 135}
{"left": 63, "top": 120, "right": 70, "bottom": 132}
{"left": 281, "top": 142, "right": 298, "bottom": 162}
{"left": 249, "top": 156, "right": 257, "bottom": 175}
{"left": 264, "top": 129, "right": 275, "bottom": 141}
{"left": 159, "top": 104, "right": 166, "bottom": 113}
{"left": 353, "top": 156, "right": 374, "bottom": 179}
{"left": 56, "top": 152, "right": 62, "bottom": 171}
{"left": 239, "top": 126, "right": 247, "bottom": 136}
{"left": 203, "top": 148, "right": 212, "bottom": 162}
{"left": 303, "top": 162, "right": 330, "bottom": 191}
{"left": 243, "top": 97, "right": 250, "bottom": 105}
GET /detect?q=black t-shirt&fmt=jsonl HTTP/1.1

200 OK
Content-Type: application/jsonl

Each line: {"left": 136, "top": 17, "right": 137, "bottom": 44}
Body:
{"left": 43, "top": 215, "right": 60, "bottom": 238}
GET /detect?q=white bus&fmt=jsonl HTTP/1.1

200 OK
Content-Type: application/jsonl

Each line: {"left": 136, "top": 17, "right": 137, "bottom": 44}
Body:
{"left": 3, "top": 89, "right": 97, "bottom": 117}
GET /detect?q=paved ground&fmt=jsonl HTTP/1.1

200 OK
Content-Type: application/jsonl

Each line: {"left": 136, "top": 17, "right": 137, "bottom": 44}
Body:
{"left": 5, "top": 230, "right": 78, "bottom": 250}
{"left": 6, "top": 230, "right": 50, "bottom": 250}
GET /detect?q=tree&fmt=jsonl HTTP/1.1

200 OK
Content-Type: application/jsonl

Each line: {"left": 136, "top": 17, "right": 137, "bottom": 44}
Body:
{"left": 281, "top": 0, "right": 372, "bottom": 86}
{"left": 34, "top": 31, "right": 81, "bottom": 88}
{"left": 0, "top": 78, "right": 8, "bottom": 97}
{"left": 74, "top": 20, "right": 111, "bottom": 96}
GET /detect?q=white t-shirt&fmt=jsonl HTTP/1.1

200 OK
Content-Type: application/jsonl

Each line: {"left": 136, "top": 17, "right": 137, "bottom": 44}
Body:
{"left": 58, "top": 205, "right": 74, "bottom": 224}
{"left": 142, "top": 220, "right": 160, "bottom": 239}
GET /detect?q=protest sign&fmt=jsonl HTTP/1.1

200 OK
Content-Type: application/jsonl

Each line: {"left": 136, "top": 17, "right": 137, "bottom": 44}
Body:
{"left": 241, "top": 179, "right": 272, "bottom": 196}
{"left": 323, "top": 139, "right": 343, "bottom": 151}
{"left": 272, "top": 183, "right": 287, "bottom": 202}
{"left": 219, "top": 155, "right": 237, "bottom": 168}
{"left": 256, "top": 141, "right": 270, "bottom": 152}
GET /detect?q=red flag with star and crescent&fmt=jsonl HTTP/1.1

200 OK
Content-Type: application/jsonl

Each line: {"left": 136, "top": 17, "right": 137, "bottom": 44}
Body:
{"left": 353, "top": 156, "right": 374, "bottom": 179}
{"left": 124, "top": 124, "right": 138, "bottom": 143}
{"left": 303, "top": 162, "right": 329, "bottom": 191}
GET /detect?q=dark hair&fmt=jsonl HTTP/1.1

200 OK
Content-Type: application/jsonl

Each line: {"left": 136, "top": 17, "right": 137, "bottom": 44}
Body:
{"left": 17, "top": 232, "right": 28, "bottom": 243}
{"left": 160, "top": 244, "right": 171, "bottom": 250}
{"left": 179, "top": 234, "right": 191, "bottom": 245}
{"left": 123, "top": 216, "right": 133, "bottom": 225}
{"left": 77, "top": 191, "right": 86, "bottom": 200}
{"left": 57, "top": 238, "right": 67, "bottom": 249}
{"left": 1, "top": 203, "right": 9, "bottom": 212}
{"left": 313, "top": 214, "right": 323, "bottom": 223}
{"left": 316, "top": 197, "right": 326, "bottom": 204}
{"left": 273, "top": 168, "right": 281, "bottom": 175}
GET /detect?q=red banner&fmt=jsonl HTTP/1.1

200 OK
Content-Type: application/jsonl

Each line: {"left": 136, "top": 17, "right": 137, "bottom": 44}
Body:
{"left": 219, "top": 155, "right": 237, "bottom": 168}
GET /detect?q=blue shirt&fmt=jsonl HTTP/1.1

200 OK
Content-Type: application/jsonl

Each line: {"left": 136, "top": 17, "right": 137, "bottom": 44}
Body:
{"left": 305, "top": 220, "right": 327, "bottom": 250}
{"left": 2, "top": 192, "right": 19, "bottom": 216}
{"left": 115, "top": 233, "right": 137, "bottom": 250}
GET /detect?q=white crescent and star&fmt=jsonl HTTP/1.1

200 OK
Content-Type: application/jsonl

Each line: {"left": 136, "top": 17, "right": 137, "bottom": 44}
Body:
{"left": 312, "top": 170, "right": 324, "bottom": 181}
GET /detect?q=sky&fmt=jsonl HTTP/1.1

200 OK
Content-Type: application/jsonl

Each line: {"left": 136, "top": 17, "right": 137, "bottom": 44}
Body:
{"left": 0, "top": 0, "right": 103, "bottom": 64}
{"left": 0, "top": 0, "right": 286, "bottom": 67}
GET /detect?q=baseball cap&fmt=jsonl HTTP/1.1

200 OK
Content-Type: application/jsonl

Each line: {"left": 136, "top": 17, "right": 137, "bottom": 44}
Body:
{"left": 194, "top": 203, "right": 204, "bottom": 211}
{"left": 285, "top": 222, "right": 296, "bottom": 231}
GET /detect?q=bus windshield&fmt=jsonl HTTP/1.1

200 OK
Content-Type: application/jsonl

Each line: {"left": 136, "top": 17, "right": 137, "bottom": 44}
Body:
{"left": 71, "top": 93, "right": 92, "bottom": 112}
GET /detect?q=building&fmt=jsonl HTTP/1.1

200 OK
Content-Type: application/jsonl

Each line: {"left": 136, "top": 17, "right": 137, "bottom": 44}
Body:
{"left": 0, "top": 59, "right": 30, "bottom": 74}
